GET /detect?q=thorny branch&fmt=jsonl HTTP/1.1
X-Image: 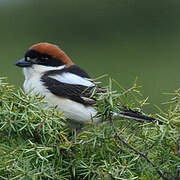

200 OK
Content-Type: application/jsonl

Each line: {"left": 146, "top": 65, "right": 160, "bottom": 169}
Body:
{"left": 114, "top": 132, "right": 169, "bottom": 180}
{"left": 111, "top": 119, "right": 170, "bottom": 180}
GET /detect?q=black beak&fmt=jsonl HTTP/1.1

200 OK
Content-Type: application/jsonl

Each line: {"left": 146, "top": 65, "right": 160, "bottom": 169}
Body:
{"left": 15, "top": 58, "right": 32, "bottom": 67}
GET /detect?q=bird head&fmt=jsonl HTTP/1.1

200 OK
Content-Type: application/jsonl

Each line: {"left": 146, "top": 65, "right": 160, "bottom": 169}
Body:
{"left": 15, "top": 42, "right": 74, "bottom": 70}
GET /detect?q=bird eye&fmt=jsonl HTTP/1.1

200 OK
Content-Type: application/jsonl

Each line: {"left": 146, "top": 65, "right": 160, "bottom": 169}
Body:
{"left": 26, "top": 57, "right": 31, "bottom": 61}
{"left": 26, "top": 56, "right": 37, "bottom": 63}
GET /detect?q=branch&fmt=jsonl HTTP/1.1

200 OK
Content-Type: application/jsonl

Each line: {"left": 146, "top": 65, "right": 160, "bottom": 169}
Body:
{"left": 111, "top": 119, "right": 169, "bottom": 180}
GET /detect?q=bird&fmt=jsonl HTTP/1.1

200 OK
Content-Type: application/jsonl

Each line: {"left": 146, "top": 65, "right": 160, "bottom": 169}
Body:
{"left": 15, "top": 42, "right": 156, "bottom": 126}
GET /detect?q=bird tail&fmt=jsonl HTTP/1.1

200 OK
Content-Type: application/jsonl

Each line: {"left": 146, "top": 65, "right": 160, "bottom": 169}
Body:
{"left": 113, "top": 106, "right": 156, "bottom": 123}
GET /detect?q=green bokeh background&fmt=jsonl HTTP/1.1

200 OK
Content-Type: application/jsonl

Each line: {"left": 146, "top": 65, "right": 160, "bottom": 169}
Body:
{"left": 1, "top": 0, "right": 180, "bottom": 112}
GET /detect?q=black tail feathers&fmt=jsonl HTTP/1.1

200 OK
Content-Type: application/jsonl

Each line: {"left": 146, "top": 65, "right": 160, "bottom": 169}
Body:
{"left": 117, "top": 106, "right": 157, "bottom": 123}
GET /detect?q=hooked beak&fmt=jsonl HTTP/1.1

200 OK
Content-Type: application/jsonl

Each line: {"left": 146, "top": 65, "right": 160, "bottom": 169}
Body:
{"left": 15, "top": 58, "right": 32, "bottom": 67}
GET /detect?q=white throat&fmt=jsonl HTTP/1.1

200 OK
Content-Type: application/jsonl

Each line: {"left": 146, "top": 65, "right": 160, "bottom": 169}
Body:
{"left": 22, "top": 64, "right": 65, "bottom": 94}
{"left": 23, "top": 64, "right": 65, "bottom": 80}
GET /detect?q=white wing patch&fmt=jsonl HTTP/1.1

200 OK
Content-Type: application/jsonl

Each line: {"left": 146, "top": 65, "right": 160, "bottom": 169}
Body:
{"left": 49, "top": 73, "right": 95, "bottom": 87}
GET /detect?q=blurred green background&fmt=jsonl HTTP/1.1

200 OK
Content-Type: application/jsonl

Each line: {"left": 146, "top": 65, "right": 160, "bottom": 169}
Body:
{"left": 1, "top": 0, "right": 180, "bottom": 112}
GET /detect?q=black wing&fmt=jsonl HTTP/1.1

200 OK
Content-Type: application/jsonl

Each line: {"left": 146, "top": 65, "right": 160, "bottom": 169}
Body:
{"left": 41, "top": 76, "right": 96, "bottom": 105}
{"left": 41, "top": 64, "right": 99, "bottom": 105}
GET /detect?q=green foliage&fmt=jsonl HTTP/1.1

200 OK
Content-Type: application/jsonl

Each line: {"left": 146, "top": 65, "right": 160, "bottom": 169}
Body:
{"left": 0, "top": 77, "right": 179, "bottom": 180}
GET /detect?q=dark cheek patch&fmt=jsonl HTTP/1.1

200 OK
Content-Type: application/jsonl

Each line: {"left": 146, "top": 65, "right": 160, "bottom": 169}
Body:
{"left": 25, "top": 50, "right": 65, "bottom": 67}
{"left": 42, "top": 58, "right": 65, "bottom": 67}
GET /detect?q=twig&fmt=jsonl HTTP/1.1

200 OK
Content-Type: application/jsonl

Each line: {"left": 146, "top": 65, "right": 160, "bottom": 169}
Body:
{"left": 121, "top": 86, "right": 135, "bottom": 96}
{"left": 111, "top": 120, "right": 169, "bottom": 180}
{"left": 35, "top": 119, "right": 46, "bottom": 131}
{"left": 33, "top": 119, "right": 46, "bottom": 143}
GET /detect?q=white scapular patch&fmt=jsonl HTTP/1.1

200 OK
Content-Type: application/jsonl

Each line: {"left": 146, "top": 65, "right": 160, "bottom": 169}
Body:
{"left": 49, "top": 73, "right": 95, "bottom": 87}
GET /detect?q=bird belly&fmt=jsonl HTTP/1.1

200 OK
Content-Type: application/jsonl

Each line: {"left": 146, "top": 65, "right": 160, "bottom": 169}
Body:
{"left": 47, "top": 94, "right": 98, "bottom": 123}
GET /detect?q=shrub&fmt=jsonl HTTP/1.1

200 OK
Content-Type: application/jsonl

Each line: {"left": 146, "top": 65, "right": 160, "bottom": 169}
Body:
{"left": 0, "top": 77, "right": 179, "bottom": 180}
